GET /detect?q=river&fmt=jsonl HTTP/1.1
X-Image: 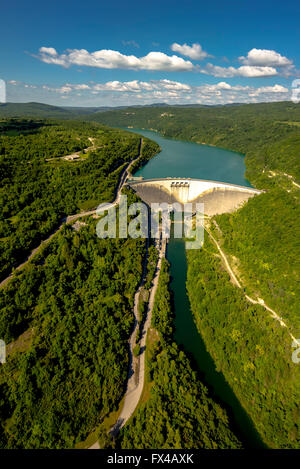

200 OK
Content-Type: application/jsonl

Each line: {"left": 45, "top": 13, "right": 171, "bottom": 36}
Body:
{"left": 133, "top": 128, "right": 252, "bottom": 187}
{"left": 127, "top": 128, "right": 265, "bottom": 448}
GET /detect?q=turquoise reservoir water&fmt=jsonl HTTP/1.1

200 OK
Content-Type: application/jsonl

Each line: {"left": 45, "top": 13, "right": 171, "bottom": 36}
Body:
{"left": 127, "top": 128, "right": 264, "bottom": 447}
{"left": 132, "top": 128, "right": 252, "bottom": 187}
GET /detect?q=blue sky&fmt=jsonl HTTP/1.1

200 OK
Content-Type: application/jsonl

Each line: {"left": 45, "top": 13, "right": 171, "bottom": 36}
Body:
{"left": 1, "top": 0, "right": 299, "bottom": 106}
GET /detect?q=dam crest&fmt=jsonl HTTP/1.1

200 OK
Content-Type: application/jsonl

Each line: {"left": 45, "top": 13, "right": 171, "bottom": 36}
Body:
{"left": 126, "top": 177, "right": 262, "bottom": 216}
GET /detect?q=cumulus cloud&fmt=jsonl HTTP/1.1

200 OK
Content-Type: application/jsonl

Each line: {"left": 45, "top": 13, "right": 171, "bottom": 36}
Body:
{"left": 199, "top": 63, "right": 278, "bottom": 77}
{"left": 69, "top": 83, "right": 90, "bottom": 90}
{"left": 214, "top": 81, "right": 232, "bottom": 90}
{"left": 32, "top": 44, "right": 299, "bottom": 79}
{"left": 257, "top": 84, "right": 288, "bottom": 93}
{"left": 248, "top": 84, "right": 289, "bottom": 97}
{"left": 36, "top": 47, "right": 194, "bottom": 71}
{"left": 92, "top": 79, "right": 191, "bottom": 93}
{"left": 34, "top": 45, "right": 298, "bottom": 78}
{"left": 7, "top": 79, "right": 291, "bottom": 106}
{"left": 239, "top": 48, "right": 292, "bottom": 67}
{"left": 39, "top": 47, "right": 58, "bottom": 57}
{"left": 170, "top": 43, "right": 212, "bottom": 60}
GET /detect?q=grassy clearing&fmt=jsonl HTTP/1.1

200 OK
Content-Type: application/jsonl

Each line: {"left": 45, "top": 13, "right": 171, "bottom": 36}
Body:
{"left": 75, "top": 396, "right": 126, "bottom": 449}
{"left": 6, "top": 328, "right": 35, "bottom": 357}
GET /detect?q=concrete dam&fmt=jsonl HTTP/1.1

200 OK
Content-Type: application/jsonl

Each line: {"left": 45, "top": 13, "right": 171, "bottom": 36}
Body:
{"left": 126, "top": 178, "right": 262, "bottom": 216}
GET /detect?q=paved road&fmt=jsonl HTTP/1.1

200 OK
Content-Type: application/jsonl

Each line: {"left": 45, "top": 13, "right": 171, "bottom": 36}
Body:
{"left": 110, "top": 238, "right": 166, "bottom": 435}
{"left": 0, "top": 139, "right": 143, "bottom": 289}
{"left": 90, "top": 237, "right": 166, "bottom": 449}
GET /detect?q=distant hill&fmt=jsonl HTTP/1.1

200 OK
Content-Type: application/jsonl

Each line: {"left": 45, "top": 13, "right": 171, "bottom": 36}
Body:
{"left": 0, "top": 102, "right": 176, "bottom": 119}
{"left": 61, "top": 103, "right": 174, "bottom": 113}
{"left": 61, "top": 106, "right": 121, "bottom": 115}
{"left": 1, "top": 101, "right": 298, "bottom": 123}
{"left": 0, "top": 102, "right": 74, "bottom": 118}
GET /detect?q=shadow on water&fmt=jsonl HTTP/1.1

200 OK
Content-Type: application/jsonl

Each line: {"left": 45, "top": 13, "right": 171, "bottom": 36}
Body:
{"left": 167, "top": 234, "right": 267, "bottom": 449}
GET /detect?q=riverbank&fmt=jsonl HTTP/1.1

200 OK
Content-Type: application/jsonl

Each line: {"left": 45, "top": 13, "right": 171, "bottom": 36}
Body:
{"left": 167, "top": 232, "right": 265, "bottom": 448}
{"left": 90, "top": 237, "right": 167, "bottom": 449}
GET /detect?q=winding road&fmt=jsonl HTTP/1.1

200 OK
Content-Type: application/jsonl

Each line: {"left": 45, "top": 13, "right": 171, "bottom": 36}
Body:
{"left": 2, "top": 135, "right": 167, "bottom": 449}
{"left": 89, "top": 233, "right": 167, "bottom": 449}
{"left": 0, "top": 139, "right": 143, "bottom": 290}
{"left": 110, "top": 238, "right": 166, "bottom": 435}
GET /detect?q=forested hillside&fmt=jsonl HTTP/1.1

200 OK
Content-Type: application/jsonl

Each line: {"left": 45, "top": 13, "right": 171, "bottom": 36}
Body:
{"left": 0, "top": 103, "right": 74, "bottom": 119}
{"left": 0, "top": 119, "right": 161, "bottom": 448}
{"left": 0, "top": 217, "right": 146, "bottom": 448}
{"left": 0, "top": 119, "right": 159, "bottom": 281}
{"left": 187, "top": 232, "right": 300, "bottom": 448}
{"left": 89, "top": 101, "right": 300, "bottom": 185}
{"left": 214, "top": 190, "right": 300, "bottom": 330}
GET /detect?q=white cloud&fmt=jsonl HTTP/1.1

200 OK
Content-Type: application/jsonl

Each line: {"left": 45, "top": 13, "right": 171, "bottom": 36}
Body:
{"left": 32, "top": 45, "right": 299, "bottom": 79}
{"left": 258, "top": 84, "right": 288, "bottom": 93}
{"left": 239, "top": 48, "right": 292, "bottom": 67}
{"left": 158, "top": 79, "right": 191, "bottom": 91}
{"left": 170, "top": 43, "right": 212, "bottom": 60}
{"left": 56, "top": 85, "right": 71, "bottom": 93}
{"left": 7, "top": 79, "right": 291, "bottom": 106}
{"left": 34, "top": 45, "right": 299, "bottom": 79}
{"left": 92, "top": 79, "right": 191, "bottom": 93}
{"left": 93, "top": 80, "right": 141, "bottom": 92}
{"left": 36, "top": 47, "right": 194, "bottom": 71}
{"left": 39, "top": 47, "right": 58, "bottom": 57}
{"left": 67, "top": 83, "right": 90, "bottom": 90}
{"left": 249, "top": 84, "right": 289, "bottom": 97}
{"left": 199, "top": 63, "right": 278, "bottom": 77}
{"left": 214, "top": 81, "right": 232, "bottom": 90}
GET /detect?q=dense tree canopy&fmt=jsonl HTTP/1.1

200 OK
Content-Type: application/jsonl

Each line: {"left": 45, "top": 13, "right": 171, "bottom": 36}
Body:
{"left": 187, "top": 233, "right": 300, "bottom": 448}
{"left": 118, "top": 259, "right": 242, "bottom": 449}
{"left": 0, "top": 220, "right": 146, "bottom": 448}
{"left": 0, "top": 119, "right": 159, "bottom": 280}
{"left": 1, "top": 102, "right": 299, "bottom": 449}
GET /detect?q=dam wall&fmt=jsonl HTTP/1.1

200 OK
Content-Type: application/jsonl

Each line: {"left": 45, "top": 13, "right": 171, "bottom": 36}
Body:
{"left": 127, "top": 178, "right": 262, "bottom": 216}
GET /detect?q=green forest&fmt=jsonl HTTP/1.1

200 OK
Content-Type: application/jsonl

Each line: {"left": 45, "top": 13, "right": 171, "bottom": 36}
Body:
{"left": 117, "top": 259, "right": 243, "bottom": 449}
{"left": 0, "top": 101, "right": 299, "bottom": 449}
{"left": 213, "top": 190, "right": 300, "bottom": 331}
{"left": 0, "top": 119, "right": 161, "bottom": 448}
{"left": 0, "top": 119, "right": 159, "bottom": 281}
{"left": 90, "top": 101, "right": 300, "bottom": 184}
{"left": 0, "top": 218, "right": 146, "bottom": 448}
{"left": 186, "top": 232, "right": 300, "bottom": 448}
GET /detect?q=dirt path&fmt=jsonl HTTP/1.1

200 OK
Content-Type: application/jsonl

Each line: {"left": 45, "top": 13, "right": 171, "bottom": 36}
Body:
{"left": 0, "top": 139, "right": 143, "bottom": 290}
{"left": 110, "top": 239, "right": 166, "bottom": 434}
{"left": 45, "top": 137, "right": 98, "bottom": 161}
{"left": 205, "top": 221, "right": 300, "bottom": 346}
{"left": 90, "top": 237, "right": 167, "bottom": 449}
